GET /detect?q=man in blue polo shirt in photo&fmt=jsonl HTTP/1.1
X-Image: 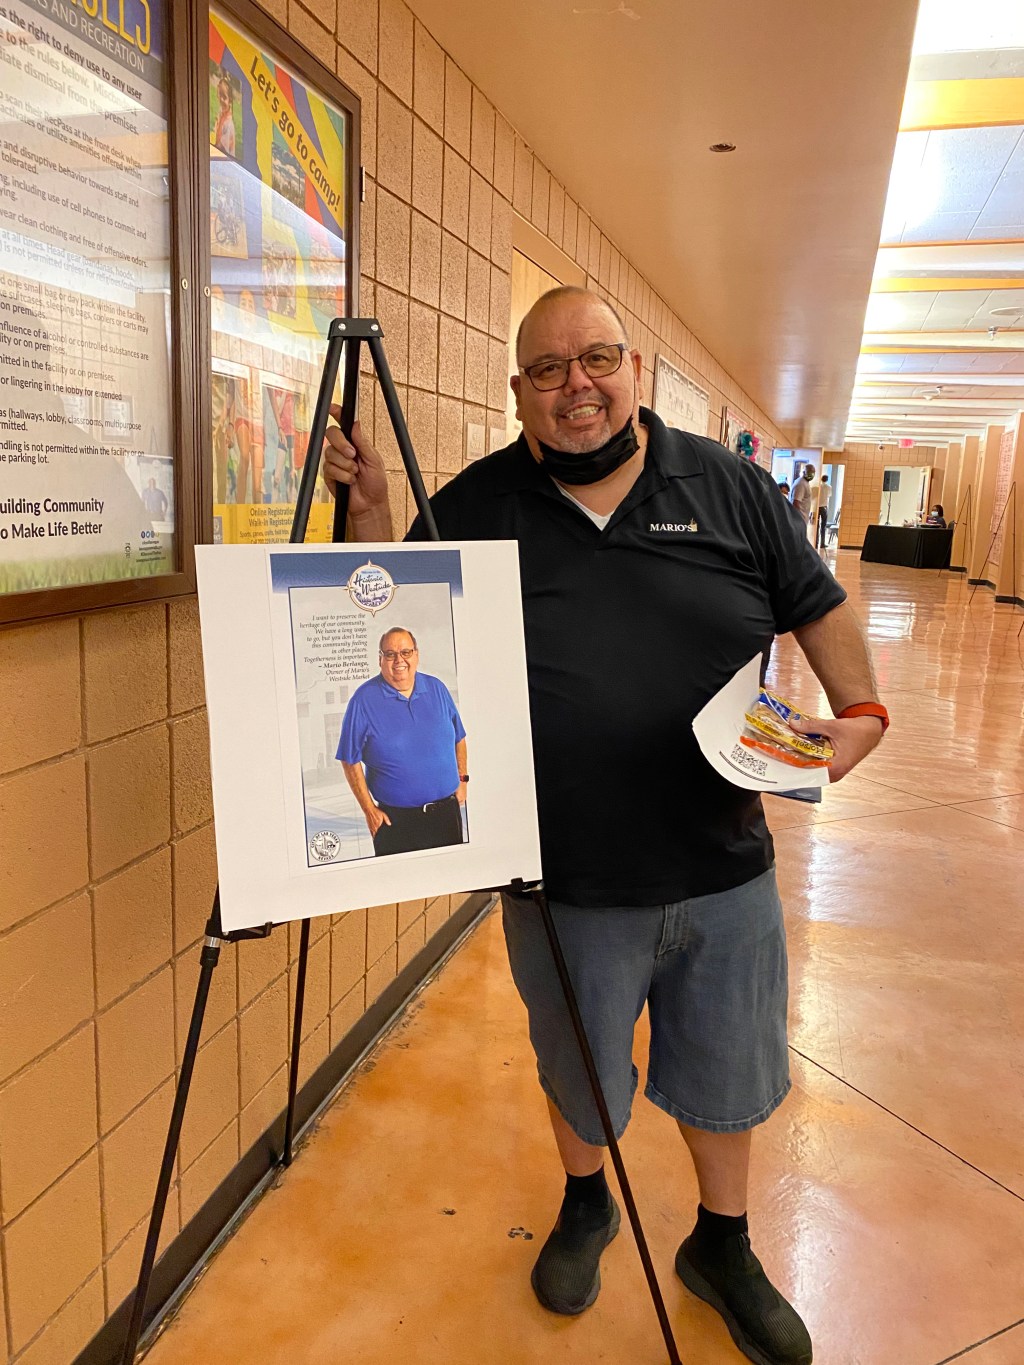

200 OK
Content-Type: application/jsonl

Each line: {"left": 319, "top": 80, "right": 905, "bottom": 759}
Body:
{"left": 337, "top": 627, "right": 468, "bottom": 857}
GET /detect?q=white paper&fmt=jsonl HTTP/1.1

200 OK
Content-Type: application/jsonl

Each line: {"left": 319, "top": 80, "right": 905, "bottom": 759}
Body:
{"left": 692, "top": 655, "right": 831, "bottom": 793}
{"left": 196, "top": 542, "right": 543, "bottom": 932}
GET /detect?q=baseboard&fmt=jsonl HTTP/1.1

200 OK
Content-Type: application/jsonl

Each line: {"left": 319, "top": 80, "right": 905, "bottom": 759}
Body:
{"left": 994, "top": 594, "right": 1024, "bottom": 607}
{"left": 74, "top": 892, "right": 494, "bottom": 1365}
{"left": 968, "top": 578, "right": 996, "bottom": 588}
{"left": 948, "top": 565, "right": 967, "bottom": 574}
{"left": 840, "top": 543, "right": 861, "bottom": 551}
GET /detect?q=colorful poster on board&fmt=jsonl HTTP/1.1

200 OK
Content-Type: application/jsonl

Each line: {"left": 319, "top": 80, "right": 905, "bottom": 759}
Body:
{"left": 721, "top": 407, "right": 744, "bottom": 454}
{"left": 208, "top": 8, "right": 348, "bottom": 546}
{"left": 0, "top": 0, "right": 175, "bottom": 595}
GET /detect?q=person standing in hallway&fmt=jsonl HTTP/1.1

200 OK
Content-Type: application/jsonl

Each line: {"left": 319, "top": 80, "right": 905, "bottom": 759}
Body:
{"left": 321, "top": 287, "right": 888, "bottom": 1365}
{"left": 790, "top": 463, "right": 814, "bottom": 526}
{"left": 816, "top": 473, "right": 832, "bottom": 549}
{"left": 142, "top": 477, "right": 169, "bottom": 521}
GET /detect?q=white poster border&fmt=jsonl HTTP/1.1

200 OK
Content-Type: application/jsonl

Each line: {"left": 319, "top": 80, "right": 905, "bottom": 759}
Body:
{"left": 196, "top": 541, "right": 542, "bottom": 932}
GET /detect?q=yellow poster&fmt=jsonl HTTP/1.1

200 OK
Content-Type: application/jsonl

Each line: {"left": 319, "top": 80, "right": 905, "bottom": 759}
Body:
{"left": 209, "top": 8, "right": 348, "bottom": 545}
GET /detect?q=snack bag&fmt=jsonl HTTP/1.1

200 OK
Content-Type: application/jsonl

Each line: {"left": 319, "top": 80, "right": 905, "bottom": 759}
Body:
{"left": 741, "top": 689, "right": 833, "bottom": 768}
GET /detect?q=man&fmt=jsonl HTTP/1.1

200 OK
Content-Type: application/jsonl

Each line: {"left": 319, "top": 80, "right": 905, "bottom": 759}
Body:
{"left": 790, "top": 463, "right": 814, "bottom": 526}
{"left": 337, "top": 627, "right": 468, "bottom": 857}
{"left": 816, "top": 473, "right": 832, "bottom": 549}
{"left": 142, "top": 477, "right": 168, "bottom": 521}
{"left": 322, "top": 288, "right": 887, "bottom": 1365}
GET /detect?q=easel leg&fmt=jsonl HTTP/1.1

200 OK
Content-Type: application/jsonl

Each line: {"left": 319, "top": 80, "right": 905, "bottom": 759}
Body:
{"left": 120, "top": 929, "right": 224, "bottom": 1363}
{"left": 530, "top": 887, "right": 683, "bottom": 1365}
{"left": 283, "top": 918, "right": 312, "bottom": 1166}
{"left": 279, "top": 329, "right": 363, "bottom": 1164}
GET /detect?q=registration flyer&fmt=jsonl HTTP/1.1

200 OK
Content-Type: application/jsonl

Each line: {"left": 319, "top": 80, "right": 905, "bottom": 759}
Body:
{"left": 0, "top": 0, "right": 175, "bottom": 595}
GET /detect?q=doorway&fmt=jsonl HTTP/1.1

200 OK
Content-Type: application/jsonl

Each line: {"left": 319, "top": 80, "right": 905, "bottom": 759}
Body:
{"left": 506, "top": 215, "right": 588, "bottom": 443}
{"left": 508, "top": 251, "right": 561, "bottom": 443}
{"left": 879, "top": 466, "right": 929, "bottom": 525}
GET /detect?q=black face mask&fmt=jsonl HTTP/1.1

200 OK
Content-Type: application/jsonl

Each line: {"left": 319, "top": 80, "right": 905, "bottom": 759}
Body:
{"left": 536, "top": 416, "right": 639, "bottom": 486}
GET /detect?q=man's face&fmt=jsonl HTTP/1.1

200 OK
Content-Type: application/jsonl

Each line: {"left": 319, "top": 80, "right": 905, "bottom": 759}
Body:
{"left": 511, "top": 295, "right": 642, "bottom": 457}
{"left": 380, "top": 631, "right": 418, "bottom": 690}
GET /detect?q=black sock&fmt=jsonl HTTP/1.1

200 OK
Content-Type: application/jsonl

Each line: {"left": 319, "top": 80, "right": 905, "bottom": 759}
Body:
{"left": 695, "top": 1203, "right": 748, "bottom": 1243}
{"left": 564, "top": 1167, "right": 610, "bottom": 1211}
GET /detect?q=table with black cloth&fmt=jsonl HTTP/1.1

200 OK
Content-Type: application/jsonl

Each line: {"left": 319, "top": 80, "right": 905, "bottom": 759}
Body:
{"left": 860, "top": 524, "right": 953, "bottom": 569}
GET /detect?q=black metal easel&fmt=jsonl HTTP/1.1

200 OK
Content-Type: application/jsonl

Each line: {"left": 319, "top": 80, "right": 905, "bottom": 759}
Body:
{"left": 120, "top": 319, "right": 681, "bottom": 1365}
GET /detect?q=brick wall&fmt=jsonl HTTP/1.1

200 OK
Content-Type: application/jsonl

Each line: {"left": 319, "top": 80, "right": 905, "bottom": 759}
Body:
{"left": 0, "top": 0, "right": 792, "bottom": 1359}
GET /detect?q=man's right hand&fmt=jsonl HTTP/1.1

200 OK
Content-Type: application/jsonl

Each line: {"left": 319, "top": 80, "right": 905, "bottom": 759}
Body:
{"left": 322, "top": 411, "right": 389, "bottom": 518}
{"left": 364, "top": 804, "right": 391, "bottom": 836}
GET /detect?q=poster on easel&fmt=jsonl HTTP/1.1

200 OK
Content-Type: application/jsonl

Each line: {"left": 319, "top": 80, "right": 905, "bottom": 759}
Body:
{"left": 196, "top": 542, "right": 542, "bottom": 932}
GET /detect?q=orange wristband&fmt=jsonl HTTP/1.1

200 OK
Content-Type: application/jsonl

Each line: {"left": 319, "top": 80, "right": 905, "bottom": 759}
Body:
{"left": 837, "top": 702, "right": 889, "bottom": 733}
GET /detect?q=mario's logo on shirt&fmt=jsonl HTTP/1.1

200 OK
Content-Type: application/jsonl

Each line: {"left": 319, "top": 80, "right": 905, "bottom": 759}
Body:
{"left": 649, "top": 520, "right": 698, "bottom": 533}
{"left": 347, "top": 561, "right": 396, "bottom": 615}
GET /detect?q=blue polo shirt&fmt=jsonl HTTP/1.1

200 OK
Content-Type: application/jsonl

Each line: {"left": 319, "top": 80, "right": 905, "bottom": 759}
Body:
{"left": 337, "top": 671, "right": 466, "bottom": 807}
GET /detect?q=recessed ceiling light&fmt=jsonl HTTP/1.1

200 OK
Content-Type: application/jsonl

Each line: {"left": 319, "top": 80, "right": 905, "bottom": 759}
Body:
{"left": 709, "top": 142, "right": 737, "bottom": 153}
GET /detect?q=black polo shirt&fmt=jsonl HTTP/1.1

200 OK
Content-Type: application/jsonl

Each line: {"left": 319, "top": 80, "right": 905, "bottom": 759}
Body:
{"left": 407, "top": 407, "right": 846, "bottom": 907}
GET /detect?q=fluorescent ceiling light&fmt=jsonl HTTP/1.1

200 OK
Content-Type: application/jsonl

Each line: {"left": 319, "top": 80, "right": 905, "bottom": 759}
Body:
{"left": 912, "top": 0, "right": 1024, "bottom": 55}
{"left": 880, "top": 133, "right": 941, "bottom": 241}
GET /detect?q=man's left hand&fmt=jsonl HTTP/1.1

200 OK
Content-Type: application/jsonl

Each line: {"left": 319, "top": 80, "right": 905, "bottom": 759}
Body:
{"left": 788, "top": 714, "right": 885, "bottom": 782}
{"left": 457, "top": 780, "right": 468, "bottom": 805}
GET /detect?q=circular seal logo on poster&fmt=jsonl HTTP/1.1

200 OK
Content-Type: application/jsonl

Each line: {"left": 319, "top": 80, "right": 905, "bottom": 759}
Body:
{"left": 309, "top": 830, "right": 341, "bottom": 863}
{"left": 347, "top": 561, "right": 395, "bottom": 615}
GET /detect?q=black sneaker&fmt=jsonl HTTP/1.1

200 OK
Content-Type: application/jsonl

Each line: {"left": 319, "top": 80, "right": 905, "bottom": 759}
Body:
{"left": 675, "top": 1230, "right": 812, "bottom": 1365}
{"left": 530, "top": 1194, "right": 621, "bottom": 1315}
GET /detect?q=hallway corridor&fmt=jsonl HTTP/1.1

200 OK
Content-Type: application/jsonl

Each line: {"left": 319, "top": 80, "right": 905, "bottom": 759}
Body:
{"left": 146, "top": 555, "right": 1024, "bottom": 1365}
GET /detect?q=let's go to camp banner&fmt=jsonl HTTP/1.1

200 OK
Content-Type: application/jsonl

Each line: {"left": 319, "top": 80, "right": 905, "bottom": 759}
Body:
{"left": 208, "top": 8, "right": 348, "bottom": 545}
{"left": 209, "top": 10, "right": 346, "bottom": 237}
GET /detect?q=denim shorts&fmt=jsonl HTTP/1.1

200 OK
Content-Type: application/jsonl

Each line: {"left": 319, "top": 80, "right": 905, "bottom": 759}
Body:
{"left": 500, "top": 866, "right": 790, "bottom": 1144}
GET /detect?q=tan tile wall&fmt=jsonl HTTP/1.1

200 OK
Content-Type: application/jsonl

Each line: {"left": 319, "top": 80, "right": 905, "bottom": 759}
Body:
{"left": 0, "top": 601, "right": 466, "bottom": 1363}
{"left": 832, "top": 442, "right": 944, "bottom": 548}
{"left": 0, "top": 2, "right": 793, "bottom": 1360}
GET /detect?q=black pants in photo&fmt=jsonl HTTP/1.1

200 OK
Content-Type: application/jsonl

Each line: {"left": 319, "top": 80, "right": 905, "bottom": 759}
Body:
{"left": 817, "top": 508, "right": 829, "bottom": 548}
{"left": 373, "top": 794, "right": 463, "bottom": 856}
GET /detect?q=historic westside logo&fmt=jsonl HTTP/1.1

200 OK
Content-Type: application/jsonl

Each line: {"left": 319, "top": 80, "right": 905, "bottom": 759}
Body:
{"left": 346, "top": 561, "right": 395, "bottom": 615}
{"left": 309, "top": 830, "right": 342, "bottom": 863}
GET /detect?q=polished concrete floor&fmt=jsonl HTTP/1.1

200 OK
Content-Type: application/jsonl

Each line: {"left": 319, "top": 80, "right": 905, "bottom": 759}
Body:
{"left": 149, "top": 555, "right": 1024, "bottom": 1365}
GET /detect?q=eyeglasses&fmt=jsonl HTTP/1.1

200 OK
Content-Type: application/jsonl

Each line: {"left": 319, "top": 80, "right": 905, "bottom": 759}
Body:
{"left": 380, "top": 648, "right": 417, "bottom": 662}
{"left": 520, "top": 343, "right": 627, "bottom": 392}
